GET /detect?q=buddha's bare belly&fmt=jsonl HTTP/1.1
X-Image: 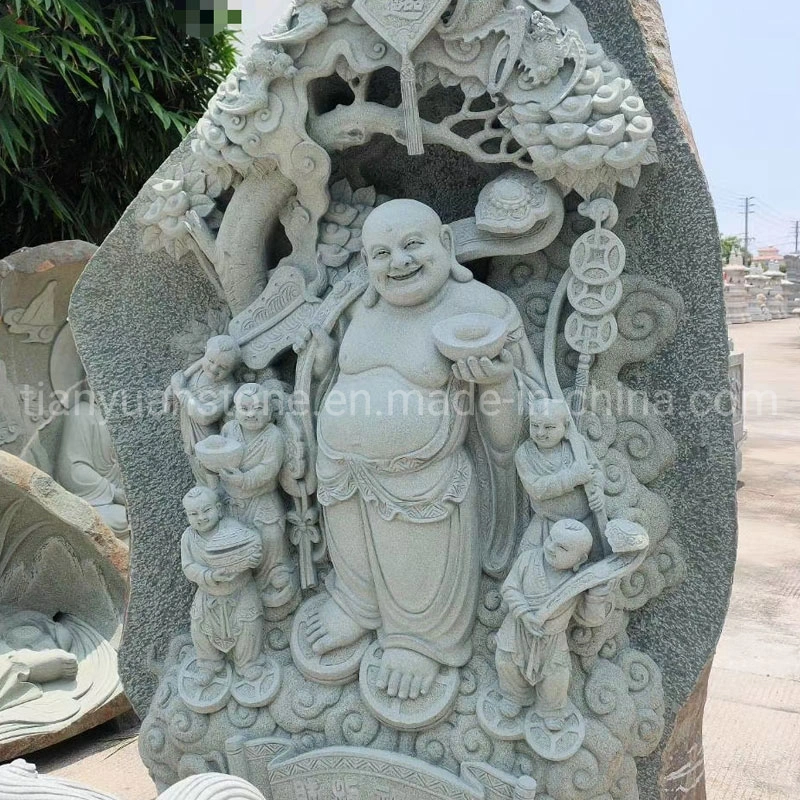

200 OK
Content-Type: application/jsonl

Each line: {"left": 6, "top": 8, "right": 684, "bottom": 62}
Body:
{"left": 318, "top": 369, "right": 451, "bottom": 460}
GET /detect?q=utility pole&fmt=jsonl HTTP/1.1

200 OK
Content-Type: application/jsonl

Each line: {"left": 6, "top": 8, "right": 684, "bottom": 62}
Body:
{"left": 741, "top": 196, "right": 755, "bottom": 265}
{"left": 793, "top": 220, "right": 799, "bottom": 254}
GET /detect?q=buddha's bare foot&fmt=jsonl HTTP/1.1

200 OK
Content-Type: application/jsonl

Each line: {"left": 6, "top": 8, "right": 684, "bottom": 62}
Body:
{"left": 376, "top": 648, "right": 438, "bottom": 700}
{"left": 23, "top": 649, "right": 78, "bottom": 683}
{"left": 499, "top": 696, "right": 523, "bottom": 719}
{"left": 306, "top": 599, "right": 366, "bottom": 656}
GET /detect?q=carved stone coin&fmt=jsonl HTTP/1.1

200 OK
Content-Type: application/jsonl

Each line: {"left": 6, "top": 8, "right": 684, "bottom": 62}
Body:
{"left": 564, "top": 312, "right": 618, "bottom": 355}
{"left": 569, "top": 228, "right": 626, "bottom": 285}
{"left": 358, "top": 643, "right": 460, "bottom": 732}
{"left": 567, "top": 276, "right": 624, "bottom": 317}
{"left": 476, "top": 685, "right": 525, "bottom": 741}
{"left": 177, "top": 654, "right": 232, "bottom": 714}
{"left": 523, "top": 700, "right": 586, "bottom": 761}
{"left": 230, "top": 658, "right": 281, "bottom": 709}
{"left": 290, "top": 594, "right": 371, "bottom": 686}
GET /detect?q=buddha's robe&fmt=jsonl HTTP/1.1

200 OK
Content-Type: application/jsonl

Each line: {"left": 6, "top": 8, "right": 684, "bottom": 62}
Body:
{"left": 317, "top": 375, "right": 479, "bottom": 667}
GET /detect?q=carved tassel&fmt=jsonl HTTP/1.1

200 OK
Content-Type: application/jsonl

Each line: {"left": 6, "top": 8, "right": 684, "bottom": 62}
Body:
{"left": 400, "top": 51, "right": 424, "bottom": 156}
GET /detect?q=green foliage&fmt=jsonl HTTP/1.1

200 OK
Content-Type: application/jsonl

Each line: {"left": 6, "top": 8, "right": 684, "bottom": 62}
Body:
{"left": 0, "top": 0, "right": 237, "bottom": 253}
{"left": 719, "top": 235, "right": 741, "bottom": 265}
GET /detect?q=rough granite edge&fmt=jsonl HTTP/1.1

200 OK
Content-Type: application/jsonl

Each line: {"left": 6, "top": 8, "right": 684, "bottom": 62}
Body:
{"left": 1, "top": 240, "right": 98, "bottom": 276}
{"left": 0, "top": 451, "right": 130, "bottom": 580}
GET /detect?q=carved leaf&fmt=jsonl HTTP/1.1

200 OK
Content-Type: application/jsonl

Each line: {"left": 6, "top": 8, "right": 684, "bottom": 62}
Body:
{"left": 185, "top": 172, "right": 206, "bottom": 195}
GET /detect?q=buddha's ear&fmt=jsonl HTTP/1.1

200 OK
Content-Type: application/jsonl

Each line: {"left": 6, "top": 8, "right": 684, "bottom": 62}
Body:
{"left": 363, "top": 284, "right": 380, "bottom": 307}
{"left": 442, "top": 224, "right": 473, "bottom": 283}
{"left": 440, "top": 224, "right": 454, "bottom": 254}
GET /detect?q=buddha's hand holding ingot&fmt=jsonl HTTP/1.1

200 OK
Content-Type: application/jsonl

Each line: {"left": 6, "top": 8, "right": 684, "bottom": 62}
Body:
{"left": 433, "top": 313, "right": 512, "bottom": 385}
{"left": 452, "top": 351, "right": 514, "bottom": 385}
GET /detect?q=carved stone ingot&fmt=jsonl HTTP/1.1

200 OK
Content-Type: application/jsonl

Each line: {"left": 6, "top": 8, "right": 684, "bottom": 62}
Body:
{"left": 564, "top": 312, "right": 618, "bottom": 355}
{"left": 194, "top": 435, "right": 244, "bottom": 473}
{"left": 290, "top": 594, "right": 372, "bottom": 686}
{"left": 358, "top": 642, "right": 460, "bottom": 731}
{"left": 432, "top": 313, "right": 508, "bottom": 361}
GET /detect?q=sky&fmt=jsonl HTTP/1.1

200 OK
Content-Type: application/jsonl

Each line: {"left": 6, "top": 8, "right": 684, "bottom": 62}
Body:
{"left": 234, "top": 0, "right": 800, "bottom": 254}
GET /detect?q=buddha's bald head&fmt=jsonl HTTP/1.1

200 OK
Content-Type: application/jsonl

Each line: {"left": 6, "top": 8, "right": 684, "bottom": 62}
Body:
{"left": 361, "top": 200, "right": 470, "bottom": 307}
{"left": 362, "top": 199, "right": 443, "bottom": 242}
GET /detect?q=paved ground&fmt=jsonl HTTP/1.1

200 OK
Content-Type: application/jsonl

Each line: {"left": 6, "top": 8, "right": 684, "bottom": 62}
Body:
{"left": 18, "top": 318, "right": 800, "bottom": 799}
{"left": 703, "top": 317, "right": 800, "bottom": 800}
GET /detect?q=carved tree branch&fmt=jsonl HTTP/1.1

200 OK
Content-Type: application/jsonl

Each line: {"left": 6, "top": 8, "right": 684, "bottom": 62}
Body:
{"left": 214, "top": 169, "right": 297, "bottom": 315}
{"left": 308, "top": 102, "right": 527, "bottom": 167}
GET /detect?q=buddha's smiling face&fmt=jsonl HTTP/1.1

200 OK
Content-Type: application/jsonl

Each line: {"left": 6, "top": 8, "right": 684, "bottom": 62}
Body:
{"left": 362, "top": 200, "right": 452, "bottom": 307}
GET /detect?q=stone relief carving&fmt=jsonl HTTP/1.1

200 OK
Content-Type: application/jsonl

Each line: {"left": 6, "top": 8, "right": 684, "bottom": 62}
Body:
{"left": 125, "top": 2, "right": 690, "bottom": 797}
{"left": 0, "top": 243, "right": 129, "bottom": 541}
{"left": 3, "top": 280, "right": 58, "bottom": 344}
{"left": 0, "top": 760, "right": 267, "bottom": 800}
{"left": 178, "top": 485, "right": 282, "bottom": 713}
{"left": 55, "top": 394, "right": 130, "bottom": 540}
{"left": 0, "top": 452, "right": 128, "bottom": 760}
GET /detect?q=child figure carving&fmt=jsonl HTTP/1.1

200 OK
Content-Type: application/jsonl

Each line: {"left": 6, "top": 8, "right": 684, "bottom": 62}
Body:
{"left": 218, "top": 383, "right": 300, "bottom": 619}
{"left": 178, "top": 486, "right": 280, "bottom": 712}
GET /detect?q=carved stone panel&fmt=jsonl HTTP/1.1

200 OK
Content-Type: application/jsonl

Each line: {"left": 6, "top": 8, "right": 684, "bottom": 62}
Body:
{"left": 0, "top": 241, "right": 130, "bottom": 542}
{"left": 69, "top": 1, "right": 737, "bottom": 798}
{"left": 0, "top": 452, "right": 129, "bottom": 761}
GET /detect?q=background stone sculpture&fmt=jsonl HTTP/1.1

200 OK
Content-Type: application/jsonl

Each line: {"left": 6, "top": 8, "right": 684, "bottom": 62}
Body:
{"left": 0, "top": 452, "right": 128, "bottom": 760}
{"left": 69, "top": 1, "right": 737, "bottom": 798}
{"left": 0, "top": 241, "right": 129, "bottom": 541}
{"left": 0, "top": 760, "right": 267, "bottom": 800}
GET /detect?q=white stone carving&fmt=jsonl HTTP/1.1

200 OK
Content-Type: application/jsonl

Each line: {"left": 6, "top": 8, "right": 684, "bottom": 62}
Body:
{"left": 179, "top": 486, "right": 281, "bottom": 713}
{"left": 723, "top": 256, "right": 751, "bottom": 324}
{"left": 55, "top": 397, "right": 129, "bottom": 540}
{"left": 3, "top": 280, "right": 58, "bottom": 344}
{"left": 0, "top": 760, "right": 266, "bottom": 800}
{"left": 126, "top": 2, "right": 697, "bottom": 798}
{"left": 0, "top": 453, "right": 127, "bottom": 761}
